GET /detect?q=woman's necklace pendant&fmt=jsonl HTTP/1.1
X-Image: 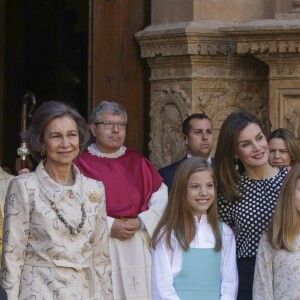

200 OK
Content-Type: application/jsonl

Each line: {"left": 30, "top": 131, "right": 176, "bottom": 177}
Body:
{"left": 50, "top": 200, "right": 86, "bottom": 235}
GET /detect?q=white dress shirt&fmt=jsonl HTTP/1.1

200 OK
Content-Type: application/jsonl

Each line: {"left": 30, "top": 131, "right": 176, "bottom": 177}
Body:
{"left": 151, "top": 215, "right": 238, "bottom": 300}
{"left": 186, "top": 152, "right": 212, "bottom": 164}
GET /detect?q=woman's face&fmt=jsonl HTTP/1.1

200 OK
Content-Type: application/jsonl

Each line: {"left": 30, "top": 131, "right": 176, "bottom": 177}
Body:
{"left": 42, "top": 116, "right": 79, "bottom": 167}
{"left": 235, "top": 123, "right": 269, "bottom": 171}
{"left": 186, "top": 170, "right": 215, "bottom": 219}
{"left": 268, "top": 137, "right": 292, "bottom": 167}
{"left": 90, "top": 112, "right": 126, "bottom": 154}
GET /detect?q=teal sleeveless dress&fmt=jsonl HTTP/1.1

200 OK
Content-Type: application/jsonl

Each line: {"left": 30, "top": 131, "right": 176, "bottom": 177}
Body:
{"left": 173, "top": 225, "right": 222, "bottom": 300}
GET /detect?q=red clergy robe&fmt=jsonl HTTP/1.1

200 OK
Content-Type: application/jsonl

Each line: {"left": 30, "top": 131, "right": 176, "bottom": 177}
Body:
{"left": 75, "top": 148, "right": 163, "bottom": 218}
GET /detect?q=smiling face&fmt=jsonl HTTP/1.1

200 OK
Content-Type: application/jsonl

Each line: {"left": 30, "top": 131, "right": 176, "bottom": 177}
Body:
{"left": 90, "top": 112, "right": 127, "bottom": 154}
{"left": 235, "top": 123, "right": 269, "bottom": 172}
{"left": 186, "top": 170, "right": 215, "bottom": 219}
{"left": 268, "top": 137, "right": 292, "bottom": 167}
{"left": 185, "top": 118, "right": 214, "bottom": 159}
{"left": 42, "top": 115, "right": 80, "bottom": 168}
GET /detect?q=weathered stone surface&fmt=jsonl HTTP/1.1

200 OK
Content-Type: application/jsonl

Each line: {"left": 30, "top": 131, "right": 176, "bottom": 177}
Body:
{"left": 221, "top": 16, "right": 300, "bottom": 148}
{"left": 137, "top": 22, "right": 269, "bottom": 168}
{"left": 137, "top": 1, "right": 300, "bottom": 167}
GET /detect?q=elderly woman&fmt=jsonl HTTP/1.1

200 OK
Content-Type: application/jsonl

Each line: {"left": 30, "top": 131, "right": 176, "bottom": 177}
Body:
{"left": 0, "top": 101, "right": 112, "bottom": 300}
{"left": 0, "top": 164, "right": 14, "bottom": 300}
{"left": 75, "top": 101, "right": 168, "bottom": 300}
{"left": 0, "top": 165, "right": 14, "bottom": 254}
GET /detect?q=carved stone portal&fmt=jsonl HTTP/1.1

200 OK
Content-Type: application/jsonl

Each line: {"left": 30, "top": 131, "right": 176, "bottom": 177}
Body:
{"left": 137, "top": 22, "right": 270, "bottom": 168}
{"left": 137, "top": 16, "right": 300, "bottom": 168}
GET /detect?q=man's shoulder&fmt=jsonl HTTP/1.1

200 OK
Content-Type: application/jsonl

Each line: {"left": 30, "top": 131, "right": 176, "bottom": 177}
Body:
{"left": 159, "top": 157, "right": 186, "bottom": 175}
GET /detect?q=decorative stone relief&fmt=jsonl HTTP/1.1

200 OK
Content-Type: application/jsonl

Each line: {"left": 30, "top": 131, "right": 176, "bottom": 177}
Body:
{"left": 274, "top": 89, "right": 300, "bottom": 141}
{"left": 286, "top": 109, "right": 300, "bottom": 139}
{"left": 268, "top": 61, "right": 300, "bottom": 78}
{"left": 197, "top": 89, "right": 269, "bottom": 154}
{"left": 136, "top": 22, "right": 237, "bottom": 58}
{"left": 137, "top": 22, "right": 274, "bottom": 167}
{"left": 149, "top": 83, "right": 191, "bottom": 168}
{"left": 138, "top": 39, "right": 237, "bottom": 58}
{"left": 237, "top": 40, "right": 300, "bottom": 55}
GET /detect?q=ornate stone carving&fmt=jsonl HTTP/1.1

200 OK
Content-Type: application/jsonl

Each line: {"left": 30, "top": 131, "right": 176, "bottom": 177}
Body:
{"left": 272, "top": 89, "right": 300, "bottom": 142}
{"left": 137, "top": 21, "right": 277, "bottom": 167}
{"left": 136, "top": 22, "right": 237, "bottom": 59}
{"left": 286, "top": 109, "right": 300, "bottom": 139}
{"left": 149, "top": 83, "right": 191, "bottom": 168}
{"left": 197, "top": 89, "right": 269, "bottom": 154}
{"left": 237, "top": 40, "right": 300, "bottom": 55}
{"left": 268, "top": 61, "right": 300, "bottom": 78}
{"left": 138, "top": 38, "right": 236, "bottom": 58}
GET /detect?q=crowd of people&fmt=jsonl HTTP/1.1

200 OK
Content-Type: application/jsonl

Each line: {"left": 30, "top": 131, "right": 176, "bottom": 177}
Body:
{"left": 0, "top": 100, "right": 299, "bottom": 300}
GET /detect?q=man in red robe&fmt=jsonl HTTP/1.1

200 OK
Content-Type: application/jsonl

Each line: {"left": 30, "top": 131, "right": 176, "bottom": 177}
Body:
{"left": 75, "top": 101, "right": 168, "bottom": 300}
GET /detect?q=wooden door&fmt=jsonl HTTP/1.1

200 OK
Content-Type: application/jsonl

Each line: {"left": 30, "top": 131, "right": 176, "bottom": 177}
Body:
{"left": 89, "top": 0, "right": 151, "bottom": 155}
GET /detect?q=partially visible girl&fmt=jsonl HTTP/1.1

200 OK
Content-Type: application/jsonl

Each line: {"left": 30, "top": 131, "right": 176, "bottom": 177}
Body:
{"left": 253, "top": 163, "right": 300, "bottom": 300}
{"left": 151, "top": 157, "right": 238, "bottom": 300}
{"left": 268, "top": 128, "right": 300, "bottom": 168}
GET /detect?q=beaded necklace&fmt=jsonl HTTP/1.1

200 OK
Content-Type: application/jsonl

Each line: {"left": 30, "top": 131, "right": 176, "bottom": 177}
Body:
{"left": 50, "top": 200, "right": 86, "bottom": 235}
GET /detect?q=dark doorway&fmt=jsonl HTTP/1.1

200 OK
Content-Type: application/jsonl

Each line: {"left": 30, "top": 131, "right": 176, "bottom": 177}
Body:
{"left": 3, "top": 0, "right": 89, "bottom": 173}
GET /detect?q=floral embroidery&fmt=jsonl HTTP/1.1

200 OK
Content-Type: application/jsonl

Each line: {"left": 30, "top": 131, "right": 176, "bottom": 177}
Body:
{"left": 88, "top": 191, "right": 100, "bottom": 203}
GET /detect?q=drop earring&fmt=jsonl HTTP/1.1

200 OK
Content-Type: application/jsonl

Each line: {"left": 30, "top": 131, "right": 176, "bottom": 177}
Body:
{"left": 234, "top": 158, "right": 240, "bottom": 172}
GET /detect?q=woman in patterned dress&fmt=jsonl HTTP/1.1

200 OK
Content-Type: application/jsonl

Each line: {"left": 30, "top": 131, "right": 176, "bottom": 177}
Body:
{"left": 214, "top": 111, "right": 288, "bottom": 300}
{"left": 0, "top": 101, "right": 113, "bottom": 300}
{"left": 253, "top": 163, "right": 300, "bottom": 300}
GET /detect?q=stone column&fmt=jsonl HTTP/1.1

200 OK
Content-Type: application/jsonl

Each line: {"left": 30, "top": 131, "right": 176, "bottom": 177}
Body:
{"left": 220, "top": 14, "right": 300, "bottom": 142}
{"left": 136, "top": 0, "right": 277, "bottom": 167}
{"left": 136, "top": 22, "right": 268, "bottom": 168}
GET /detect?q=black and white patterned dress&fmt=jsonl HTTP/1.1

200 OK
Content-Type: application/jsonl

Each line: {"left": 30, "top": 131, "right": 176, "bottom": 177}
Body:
{"left": 218, "top": 167, "right": 288, "bottom": 259}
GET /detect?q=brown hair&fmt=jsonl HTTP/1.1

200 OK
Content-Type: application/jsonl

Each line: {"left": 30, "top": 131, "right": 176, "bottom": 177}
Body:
{"left": 267, "top": 163, "right": 300, "bottom": 251}
{"left": 214, "top": 111, "right": 263, "bottom": 201}
{"left": 151, "top": 157, "right": 222, "bottom": 252}
{"left": 22, "top": 101, "right": 89, "bottom": 161}
{"left": 268, "top": 128, "right": 300, "bottom": 166}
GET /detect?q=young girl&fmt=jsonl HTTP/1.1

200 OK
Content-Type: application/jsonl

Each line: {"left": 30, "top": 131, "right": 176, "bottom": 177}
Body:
{"left": 253, "top": 163, "right": 300, "bottom": 300}
{"left": 151, "top": 157, "right": 238, "bottom": 300}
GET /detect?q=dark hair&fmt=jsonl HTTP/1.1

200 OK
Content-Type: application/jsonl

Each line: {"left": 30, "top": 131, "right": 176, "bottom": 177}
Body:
{"left": 182, "top": 113, "right": 212, "bottom": 136}
{"left": 22, "top": 101, "right": 89, "bottom": 161}
{"left": 151, "top": 157, "right": 222, "bottom": 252}
{"left": 214, "top": 111, "right": 263, "bottom": 201}
{"left": 268, "top": 128, "right": 300, "bottom": 166}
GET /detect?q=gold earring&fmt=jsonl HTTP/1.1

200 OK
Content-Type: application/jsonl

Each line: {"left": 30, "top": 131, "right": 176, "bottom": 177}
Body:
{"left": 41, "top": 151, "right": 46, "bottom": 157}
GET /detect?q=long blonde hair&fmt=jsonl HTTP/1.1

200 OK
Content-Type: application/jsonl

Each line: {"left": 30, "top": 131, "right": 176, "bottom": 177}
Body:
{"left": 151, "top": 157, "right": 222, "bottom": 252}
{"left": 268, "top": 163, "right": 300, "bottom": 251}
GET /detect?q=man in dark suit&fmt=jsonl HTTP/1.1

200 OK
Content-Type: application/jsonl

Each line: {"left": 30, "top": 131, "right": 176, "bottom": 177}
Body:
{"left": 0, "top": 285, "right": 7, "bottom": 300}
{"left": 159, "top": 113, "right": 214, "bottom": 192}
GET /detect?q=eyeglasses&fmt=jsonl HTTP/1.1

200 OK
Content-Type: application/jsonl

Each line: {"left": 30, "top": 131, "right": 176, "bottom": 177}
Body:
{"left": 94, "top": 121, "right": 127, "bottom": 130}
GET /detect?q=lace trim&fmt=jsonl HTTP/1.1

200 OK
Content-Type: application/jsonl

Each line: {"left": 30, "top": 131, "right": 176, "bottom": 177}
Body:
{"left": 87, "top": 143, "right": 126, "bottom": 158}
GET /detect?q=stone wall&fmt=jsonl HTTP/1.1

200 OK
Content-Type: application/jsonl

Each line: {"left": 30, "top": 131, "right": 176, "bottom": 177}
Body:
{"left": 137, "top": 1, "right": 300, "bottom": 168}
